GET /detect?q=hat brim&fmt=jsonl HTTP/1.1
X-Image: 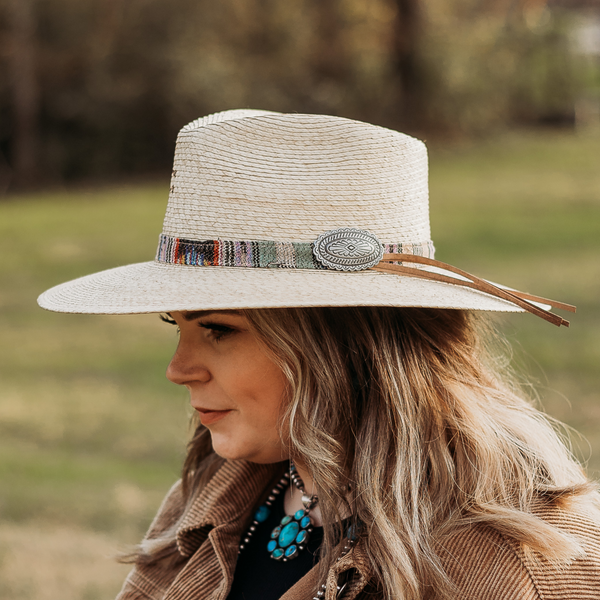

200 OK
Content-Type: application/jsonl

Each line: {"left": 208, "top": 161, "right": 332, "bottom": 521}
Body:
{"left": 37, "top": 261, "right": 531, "bottom": 315}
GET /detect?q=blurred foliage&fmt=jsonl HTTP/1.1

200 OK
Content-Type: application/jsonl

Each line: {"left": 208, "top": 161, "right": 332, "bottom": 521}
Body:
{"left": 0, "top": 0, "right": 597, "bottom": 187}
{"left": 419, "top": 3, "right": 580, "bottom": 131}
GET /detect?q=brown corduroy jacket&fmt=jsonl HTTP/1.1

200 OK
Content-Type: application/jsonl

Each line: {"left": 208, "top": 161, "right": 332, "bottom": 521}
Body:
{"left": 116, "top": 460, "right": 600, "bottom": 600}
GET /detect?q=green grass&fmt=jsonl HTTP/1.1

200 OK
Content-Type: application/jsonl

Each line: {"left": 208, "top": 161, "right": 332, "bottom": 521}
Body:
{"left": 0, "top": 131, "right": 599, "bottom": 598}
{"left": 428, "top": 130, "right": 600, "bottom": 474}
{"left": 0, "top": 185, "right": 192, "bottom": 533}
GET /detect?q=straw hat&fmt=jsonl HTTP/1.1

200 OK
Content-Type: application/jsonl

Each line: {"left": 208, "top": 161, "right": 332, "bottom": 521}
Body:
{"left": 37, "top": 109, "right": 573, "bottom": 326}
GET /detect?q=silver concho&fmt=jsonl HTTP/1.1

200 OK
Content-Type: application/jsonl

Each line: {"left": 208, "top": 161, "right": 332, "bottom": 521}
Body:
{"left": 313, "top": 228, "right": 384, "bottom": 271}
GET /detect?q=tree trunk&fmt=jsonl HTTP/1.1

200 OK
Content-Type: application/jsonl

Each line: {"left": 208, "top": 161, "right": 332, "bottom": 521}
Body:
{"left": 392, "top": 0, "right": 424, "bottom": 131}
{"left": 311, "top": 0, "right": 346, "bottom": 82}
{"left": 8, "top": 0, "right": 39, "bottom": 189}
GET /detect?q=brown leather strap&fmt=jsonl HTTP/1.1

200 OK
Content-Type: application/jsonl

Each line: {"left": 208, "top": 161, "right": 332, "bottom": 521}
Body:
{"left": 371, "top": 254, "right": 574, "bottom": 327}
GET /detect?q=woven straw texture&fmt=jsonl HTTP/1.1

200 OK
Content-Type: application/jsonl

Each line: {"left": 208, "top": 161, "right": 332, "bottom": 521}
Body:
{"left": 164, "top": 112, "right": 430, "bottom": 244}
{"left": 38, "top": 262, "right": 524, "bottom": 314}
{"left": 38, "top": 110, "right": 526, "bottom": 315}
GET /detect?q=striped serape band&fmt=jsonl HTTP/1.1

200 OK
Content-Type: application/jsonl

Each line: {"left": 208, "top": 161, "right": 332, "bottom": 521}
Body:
{"left": 155, "top": 234, "right": 436, "bottom": 269}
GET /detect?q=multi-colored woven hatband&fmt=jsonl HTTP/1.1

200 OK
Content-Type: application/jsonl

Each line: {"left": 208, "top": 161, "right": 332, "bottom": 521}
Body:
{"left": 155, "top": 234, "right": 435, "bottom": 269}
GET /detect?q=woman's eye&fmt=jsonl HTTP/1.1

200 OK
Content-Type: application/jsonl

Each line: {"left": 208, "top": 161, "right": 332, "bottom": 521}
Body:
{"left": 198, "top": 321, "right": 234, "bottom": 342}
{"left": 160, "top": 314, "right": 178, "bottom": 326}
{"left": 159, "top": 314, "right": 180, "bottom": 333}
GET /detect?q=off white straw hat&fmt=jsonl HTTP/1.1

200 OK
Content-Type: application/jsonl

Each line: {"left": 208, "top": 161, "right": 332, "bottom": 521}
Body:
{"left": 38, "top": 109, "right": 573, "bottom": 326}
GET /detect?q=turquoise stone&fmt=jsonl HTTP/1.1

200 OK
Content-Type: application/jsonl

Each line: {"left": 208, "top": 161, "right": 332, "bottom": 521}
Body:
{"left": 272, "top": 548, "right": 284, "bottom": 560}
{"left": 300, "top": 516, "right": 311, "bottom": 528}
{"left": 294, "top": 509, "right": 305, "bottom": 520}
{"left": 284, "top": 545, "right": 298, "bottom": 558}
{"left": 255, "top": 505, "right": 270, "bottom": 523}
{"left": 281, "top": 515, "right": 292, "bottom": 525}
{"left": 278, "top": 521, "right": 300, "bottom": 547}
{"left": 267, "top": 540, "right": 277, "bottom": 552}
{"left": 296, "top": 530, "right": 308, "bottom": 544}
{"left": 270, "top": 526, "right": 281, "bottom": 539}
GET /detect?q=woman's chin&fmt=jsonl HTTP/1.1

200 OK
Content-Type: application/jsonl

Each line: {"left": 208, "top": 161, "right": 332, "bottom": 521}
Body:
{"left": 210, "top": 435, "right": 287, "bottom": 464}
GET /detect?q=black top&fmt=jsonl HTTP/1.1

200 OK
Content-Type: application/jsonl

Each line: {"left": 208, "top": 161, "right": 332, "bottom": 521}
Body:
{"left": 226, "top": 489, "right": 323, "bottom": 600}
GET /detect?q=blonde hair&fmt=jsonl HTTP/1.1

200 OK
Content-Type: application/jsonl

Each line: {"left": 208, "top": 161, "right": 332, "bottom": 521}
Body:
{"left": 131, "top": 307, "right": 599, "bottom": 599}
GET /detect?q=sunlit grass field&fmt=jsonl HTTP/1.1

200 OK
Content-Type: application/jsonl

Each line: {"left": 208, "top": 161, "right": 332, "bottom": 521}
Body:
{"left": 1, "top": 130, "right": 599, "bottom": 599}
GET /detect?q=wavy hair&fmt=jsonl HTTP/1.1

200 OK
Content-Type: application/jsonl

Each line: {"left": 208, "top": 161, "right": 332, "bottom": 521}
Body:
{"left": 129, "top": 307, "right": 599, "bottom": 599}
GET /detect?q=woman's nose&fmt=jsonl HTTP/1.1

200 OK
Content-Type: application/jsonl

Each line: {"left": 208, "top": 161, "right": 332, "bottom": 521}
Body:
{"left": 166, "top": 342, "right": 211, "bottom": 385}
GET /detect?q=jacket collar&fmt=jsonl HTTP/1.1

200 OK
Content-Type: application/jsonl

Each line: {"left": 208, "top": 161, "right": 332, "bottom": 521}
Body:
{"left": 176, "top": 459, "right": 285, "bottom": 557}
{"left": 175, "top": 459, "right": 373, "bottom": 599}
{"left": 326, "top": 543, "right": 373, "bottom": 599}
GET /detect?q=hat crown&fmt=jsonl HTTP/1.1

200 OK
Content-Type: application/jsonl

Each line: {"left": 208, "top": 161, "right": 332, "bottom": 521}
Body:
{"left": 162, "top": 112, "right": 431, "bottom": 246}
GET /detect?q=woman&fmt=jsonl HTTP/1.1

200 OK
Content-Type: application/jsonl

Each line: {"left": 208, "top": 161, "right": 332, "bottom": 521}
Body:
{"left": 38, "top": 110, "right": 600, "bottom": 600}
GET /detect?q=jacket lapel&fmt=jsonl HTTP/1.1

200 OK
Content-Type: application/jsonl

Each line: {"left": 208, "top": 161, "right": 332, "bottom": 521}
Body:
{"left": 282, "top": 538, "right": 373, "bottom": 600}
{"left": 167, "top": 460, "right": 284, "bottom": 600}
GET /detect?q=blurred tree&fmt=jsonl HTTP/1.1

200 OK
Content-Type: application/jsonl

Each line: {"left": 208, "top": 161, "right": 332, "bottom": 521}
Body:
{"left": 311, "top": 0, "right": 346, "bottom": 82}
{"left": 392, "top": 0, "right": 424, "bottom": 130}
{"left": 413, "top": 0, "right": 584, "bottom": 134}
{"left": 0, "top": 0, "right": 592, "bottom": 189}
{"left": 5, "top": 0, "right": 40, "bottom": 188}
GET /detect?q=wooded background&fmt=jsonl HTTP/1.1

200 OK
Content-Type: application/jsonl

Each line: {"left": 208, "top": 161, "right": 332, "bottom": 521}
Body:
{"left": 1, "top": 0, "right": 599, "bottom": 191}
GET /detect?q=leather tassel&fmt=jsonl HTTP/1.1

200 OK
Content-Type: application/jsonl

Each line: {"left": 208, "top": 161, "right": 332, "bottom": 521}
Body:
{"left": 372, "top": 254, "right": 575, "bottom": 328}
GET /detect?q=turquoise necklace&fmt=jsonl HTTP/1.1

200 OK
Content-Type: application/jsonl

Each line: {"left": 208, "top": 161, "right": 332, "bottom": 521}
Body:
{"left": 239, "top": 462, "right": 318, "bottom": 561}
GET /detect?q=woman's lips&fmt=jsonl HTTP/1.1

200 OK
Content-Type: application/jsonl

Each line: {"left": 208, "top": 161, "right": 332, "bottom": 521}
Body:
{"left": 194, "top": 408, "right": 232, "bottom": 425}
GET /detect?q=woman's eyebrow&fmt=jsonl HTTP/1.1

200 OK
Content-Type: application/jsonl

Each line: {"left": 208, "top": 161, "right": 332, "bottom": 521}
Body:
{"left": 181, "top": 310, "right": 241, "bottom": 322}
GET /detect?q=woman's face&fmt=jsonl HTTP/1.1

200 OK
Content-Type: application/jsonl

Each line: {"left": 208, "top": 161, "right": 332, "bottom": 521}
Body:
{"left": 166, "top": 310, "right": 289, "bottom": 464}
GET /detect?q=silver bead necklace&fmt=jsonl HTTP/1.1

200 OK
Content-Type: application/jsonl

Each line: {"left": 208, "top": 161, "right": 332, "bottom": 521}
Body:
{"left": 239, "top": 462, "right": 318, "bottom": 560}
{"left": 238, "top": 462, "right": 358, "bottom": 598}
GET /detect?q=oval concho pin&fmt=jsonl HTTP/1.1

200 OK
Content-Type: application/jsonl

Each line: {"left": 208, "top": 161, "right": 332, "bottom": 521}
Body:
{"left": 313, "top": 228, "right": 384, "bottom": 271}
